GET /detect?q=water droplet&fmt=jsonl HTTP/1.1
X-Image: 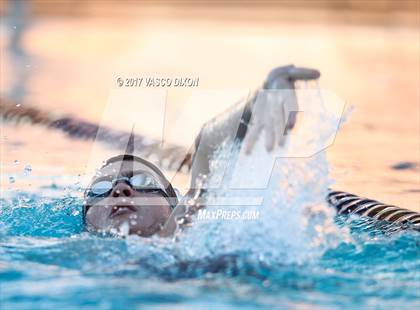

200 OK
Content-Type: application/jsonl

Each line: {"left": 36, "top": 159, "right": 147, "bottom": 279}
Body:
{"left": 119, "top": 222, "right": 130, "bottom": 237}
{"left": 72, "top": 209, "right": 80, "bottom": 216}
{"left": 23, "top": 164, "right": 32, "bottom": 176}
{"left": 13, "top": 160, "right": 20, "bottom": 165}
{"left": 9, "top": 176, "right": 15, "bottom": 183}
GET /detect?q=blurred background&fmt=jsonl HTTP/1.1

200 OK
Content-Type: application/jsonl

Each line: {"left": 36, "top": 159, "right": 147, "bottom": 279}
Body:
{"left": 0, "top": 0, "right": 419, "bottom": 210}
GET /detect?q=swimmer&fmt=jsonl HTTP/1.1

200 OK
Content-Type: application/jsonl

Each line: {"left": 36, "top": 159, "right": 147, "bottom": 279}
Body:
{"left": 83, "top": 65, "right": 321, "bottom": 237}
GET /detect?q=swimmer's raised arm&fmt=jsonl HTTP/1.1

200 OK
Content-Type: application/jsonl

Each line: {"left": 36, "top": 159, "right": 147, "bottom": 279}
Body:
{"left": 189, "top": 64, "right": 320, "bottom": 187}
{"left": 160, "top": 65, "right": 320, "bottom": 237}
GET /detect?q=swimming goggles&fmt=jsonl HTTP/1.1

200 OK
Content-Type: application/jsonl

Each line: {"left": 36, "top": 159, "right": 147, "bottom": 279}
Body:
{"left": 85, "top": 173, "right": 169, "bottom": 199}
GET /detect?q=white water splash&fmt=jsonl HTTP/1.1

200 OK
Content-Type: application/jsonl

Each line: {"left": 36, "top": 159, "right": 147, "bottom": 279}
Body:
{"left": 118, "top": 221, "right": 130, "bottom": 238}
{"left": 23, "top": 164, "right": 32, "bottom": 176}
{"left": 171, "top": 89, "right": 348, "bottom": 264}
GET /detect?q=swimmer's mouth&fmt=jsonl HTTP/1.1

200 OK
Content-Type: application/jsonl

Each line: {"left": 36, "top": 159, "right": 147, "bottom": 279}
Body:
{"left": 109, "top": 205, "right": 137, "bottom": 218}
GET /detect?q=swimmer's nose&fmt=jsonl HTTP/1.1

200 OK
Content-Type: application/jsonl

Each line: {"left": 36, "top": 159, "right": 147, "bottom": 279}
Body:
{"left": 111, "top": 182, "right": 135, "bottom": 198}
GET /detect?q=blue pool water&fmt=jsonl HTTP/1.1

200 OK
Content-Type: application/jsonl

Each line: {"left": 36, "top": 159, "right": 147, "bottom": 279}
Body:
{"left": 1, "top": 190, "right": 419, "bottom": 310}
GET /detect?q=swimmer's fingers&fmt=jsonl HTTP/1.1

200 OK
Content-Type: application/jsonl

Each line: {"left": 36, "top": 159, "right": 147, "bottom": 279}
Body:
{"left": 244, "top": 119, "right": 263, "bottom": 155}
{"left": 275, "top": 102, "right": 287, "bottom": 147}
{"left": 288, "top": 67, "right": 320, "bottom": 81}
{"left": 284, "top": 90, "right": 299, "bottom": 129}
{"left": 264, "top": 106, "right": 276, "bottom": 152}
{"left": 266, "top": 92, "right": 284, "bottom": 152}
{"left": 285, "top": 109, "right": 297, "bottom": 131}
{"left": 269, "top": 93, "right": 286, "bottom": 147}
{"left": 244, "top": 91, "right": 265, "bottom": 154}
{"left": 275, "top": 92, "right": 298, "bottom": 147}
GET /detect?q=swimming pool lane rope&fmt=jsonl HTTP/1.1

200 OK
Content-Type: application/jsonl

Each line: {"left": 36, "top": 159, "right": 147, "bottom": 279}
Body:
{"left": 327, "top": 191, "right": 419, "bottom": 231}
{"left": 1, "top": 99, "right": 419, "bottom": 231}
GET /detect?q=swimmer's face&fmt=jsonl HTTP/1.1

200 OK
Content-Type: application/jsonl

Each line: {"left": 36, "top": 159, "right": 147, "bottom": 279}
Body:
{"left": 84, "top": 158, "right": 173, "bottom": 237}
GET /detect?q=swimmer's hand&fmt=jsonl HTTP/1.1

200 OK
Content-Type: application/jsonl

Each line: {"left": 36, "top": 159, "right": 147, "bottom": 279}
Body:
{"left": 243, "top": 89, "right": 297, "bottom": 154}
{"left": 243, "top": 65, "right": 320, "bottom": 154}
